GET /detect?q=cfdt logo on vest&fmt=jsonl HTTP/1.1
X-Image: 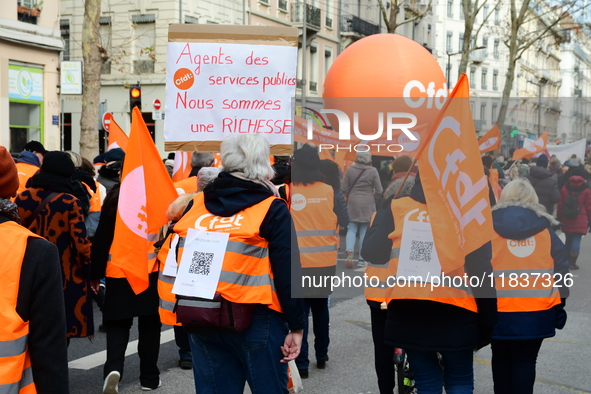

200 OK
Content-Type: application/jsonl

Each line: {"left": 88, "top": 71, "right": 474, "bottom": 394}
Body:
{"left": 195, "top": 213, "right": 244, "bottom": 231}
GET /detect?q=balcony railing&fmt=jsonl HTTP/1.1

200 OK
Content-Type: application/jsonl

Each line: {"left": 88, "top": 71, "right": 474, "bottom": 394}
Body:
{"left": 278, "top": 0, "right": 288, "bottom": 11}
{"left": 340, "top": 14, "right": 380, "bottom": 36}
{"left": 474, "top": 119, "right": 485, "bottom": 130}
{"left": 291, "top": 2, "right": 321, "bottom": 30}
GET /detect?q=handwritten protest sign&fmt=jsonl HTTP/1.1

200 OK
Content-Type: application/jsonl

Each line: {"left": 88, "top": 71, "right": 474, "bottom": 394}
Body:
{"left": 165, "top": 25, "right": 298, "bottom": 154}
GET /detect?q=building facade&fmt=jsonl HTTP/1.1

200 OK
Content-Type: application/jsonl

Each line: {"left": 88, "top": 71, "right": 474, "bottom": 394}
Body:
{"left": 1, "top": 0, "right": 63, "bottom": 154}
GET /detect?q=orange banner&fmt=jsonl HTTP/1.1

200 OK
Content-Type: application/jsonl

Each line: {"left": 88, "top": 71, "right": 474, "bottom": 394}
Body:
{"left": 106, "top": 114, "right": 129, "bottom": 152}
{"left": 172, "top": 151, "right": 192, "bottom": 182}
{"left": 417, "top": 74, "right": 494, "bottom": 272}
{"left": 110, "top": 108, "right": 178, "bottom": 294}
{"left": 478, "top": 125, "right": 501, "bottom": 153}
{"left": 512, "top": 131, "right": 549, "bottom": 160}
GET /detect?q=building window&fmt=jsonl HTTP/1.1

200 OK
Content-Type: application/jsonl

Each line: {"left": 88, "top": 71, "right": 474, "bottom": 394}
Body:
{"left": 482, "top": 37, "right": 488, "bottom": 55}
{"left": 495, "top": 6, "right": 500, "bottom": 25}
{"left": 17, "top": 0, "right": 38, "bottom": 24}
{"left": 310, "top": 45, "right": 318, "bottom": 92}
{"left": 447, "top": 63, "right": 453, "bottom": 86}
{"left": 492, "top": 104, "right": 498, "bottom": 123}
{"left": 483, "top": 4, "right": 489, "bottom": 21}
{"left": 481, "top": 68, "right": 487, "bottom": 89}
{"left": 446, "top": 32, "right": 453, "bottom": 52}
{"left": 185, "top": 16, "right": 199, "bottom": 24}
{"left": 60, "top": 20, "right": 70, "bottom": 61}
{"left": 10, "top": 102, "right": 42, "bottom": 154}
{"left": 480, "top": 103, "right": 486, "bottom": 121}
{"left": 460, "top": 2, "right": 465, "bottom": 19}
{"left": 493, "top": 70, "right": 499, "bottom": 90}
{"left": 278, "top": 0, "right": 288, "bottom": 10}
{"left": 459, "top": 33, "right": 464, "bottom": 53}
{"left": 99, "top": 17, "right": 112, "bottom": 74}
{"left": 493, "top": 39, "right": 499, "bottom": 59}
{"left": 132, "top": 16, "right": 156, "bottom": 74}
{"left": 470, "top": 67, "right": 476, "bottom": 89}
{"left": 324, "top": 48, "right": 333, "bottom": 77}
{"left": 447, "top": 0, "right": 453, "bottom": 18}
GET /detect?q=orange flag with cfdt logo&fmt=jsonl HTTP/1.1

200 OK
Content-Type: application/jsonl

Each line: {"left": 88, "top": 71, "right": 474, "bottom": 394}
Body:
{"left": 172, "top": 151, "right": 192, "bottom": 182}
{"left": 479, "top": 125, "right": 501, "bottom": 153}
{"left": 106, "top": 113, "right": 129, "bottom": 152}
{"left": 512, "top": 131, "right": 548, "bottom": 160}
{"left": 110, "top": 108, "right": 178, "bottom": 294}
{"left": 416, "top": 74, "right": 494, "bottom": 272}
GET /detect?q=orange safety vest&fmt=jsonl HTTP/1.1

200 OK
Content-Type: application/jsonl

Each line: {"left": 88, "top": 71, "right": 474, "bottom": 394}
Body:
{"left": 492, "top": 229, "right": 560, "bottom": 313}
{"left": 291, "top": 182, "right": 338, "bottom": 269}
{"left": 174, "top": 176, "right": 198, "bottom": 196}
{"left": 489, "top": 168, "right": 500, "bottom": 203}
{"left": 15, "top": 162, "right": 39, "bottom": 196}
{"left": 157, "top": 232, "right": 180, "bottom": 325}
{"left": 370, "top": 197, "right": 478, "bottom": 312}
{"left": 0, "top": 221, "right": 39, "bottom": 394}
{"left": 169, "top": 192, "right": 283, "bottom": 313}
{"left": 83, "top": 182, "right": 103, "bottom": 213}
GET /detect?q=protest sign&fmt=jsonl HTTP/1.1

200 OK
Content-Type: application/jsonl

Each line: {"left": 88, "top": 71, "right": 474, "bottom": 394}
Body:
{"left": 164, "top": 25, "right": 298, "bottom": 155}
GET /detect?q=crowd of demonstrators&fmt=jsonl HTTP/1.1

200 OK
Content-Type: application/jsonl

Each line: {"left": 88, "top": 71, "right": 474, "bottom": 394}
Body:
{"left": 290, "top": 149, "right": 349, "bottom": 379}
{"left": 342, "top": 151, "right": 383, "bottom": 268}
{"left": 490, "top": 179, "right": 569, "bottom": 394}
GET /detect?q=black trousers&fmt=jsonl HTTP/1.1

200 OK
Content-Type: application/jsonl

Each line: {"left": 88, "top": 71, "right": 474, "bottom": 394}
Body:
{"left": 103, "top": 314, "right": 162, "bottom": 389}
{"left": 370, "top": 306, "right": 396, "bottom": 394}
{"left": 491, "top": 338, "right": 544, "bottom": 394}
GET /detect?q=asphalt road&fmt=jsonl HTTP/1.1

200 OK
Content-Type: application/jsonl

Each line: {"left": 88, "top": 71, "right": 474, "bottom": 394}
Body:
{"left": 67, "top": 237, "right": 591, "bottom": 393}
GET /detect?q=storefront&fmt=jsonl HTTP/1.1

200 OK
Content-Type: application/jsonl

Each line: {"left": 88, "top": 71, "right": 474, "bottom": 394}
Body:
{"left": 8, "top": 63, "right": 44, "bottom": 152}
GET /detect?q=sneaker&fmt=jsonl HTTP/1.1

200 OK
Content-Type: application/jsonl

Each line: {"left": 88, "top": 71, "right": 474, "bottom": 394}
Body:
{"left": 298, "top": 369, "right": 309, "bottom": 379}
{"left": 178, "top": 358, "right": 192, "bottom": 369}
{"left": 141, "top": 380, "right": 162, "bottom": 391}
{"left": 346, "top": 251, "right": 355, "bottom": 269}
{"left": 357, "top": 260, "right": 367, "bottom": 267}
{"left": 103, "top": 371, "right": 120, "bottom": 394}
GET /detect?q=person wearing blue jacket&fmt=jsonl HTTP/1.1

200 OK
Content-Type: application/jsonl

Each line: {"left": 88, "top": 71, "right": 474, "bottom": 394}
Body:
{"left": 490, "top": 178, "right": 569, "bottom": 394}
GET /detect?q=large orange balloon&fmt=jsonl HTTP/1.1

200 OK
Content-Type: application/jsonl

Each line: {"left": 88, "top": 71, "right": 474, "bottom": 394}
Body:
{"left": 321, "top": 34, "right": 447, "bottom": 157}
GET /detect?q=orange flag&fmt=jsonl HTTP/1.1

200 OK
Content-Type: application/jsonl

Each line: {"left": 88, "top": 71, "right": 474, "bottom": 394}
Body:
{"left": 416, "top": 74, "right": 494, "bottom": 272}
{"left": 106, "top": 113, "right": 129, "bottom": 152}
{"left": 512, "top": 131, "right": 548, "bottom": 160}
{"left": 110, "top": 108, "right": 178, "bottom": 294}
{"left": 172, "top": 151, "right": 192, "bottom": 182}
{"left": 478, "top": 125, "right": 501, "bottom": 153}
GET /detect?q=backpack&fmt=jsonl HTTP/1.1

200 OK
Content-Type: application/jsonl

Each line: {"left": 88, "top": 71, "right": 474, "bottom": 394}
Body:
{"left": 562, "top": 191, "right": 582, "bottom": 219}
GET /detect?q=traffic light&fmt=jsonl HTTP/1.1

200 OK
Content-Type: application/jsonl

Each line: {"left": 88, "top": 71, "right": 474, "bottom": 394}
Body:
{"left": 129, "top": 84, "right": 142, "bottom": 114}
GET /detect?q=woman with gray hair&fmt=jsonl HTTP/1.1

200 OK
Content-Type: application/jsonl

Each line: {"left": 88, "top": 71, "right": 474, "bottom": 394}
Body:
{"left": 172, "top": 134, "right": 305, "bottom": 394}
{"left": 342, "top": 151, "right": 383, "bottom": 268}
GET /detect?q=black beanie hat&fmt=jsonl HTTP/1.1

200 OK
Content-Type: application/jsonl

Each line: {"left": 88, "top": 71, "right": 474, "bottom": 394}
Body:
{"left": 292, "top": 147, "right": 320, "bottom": 169}
{"left": 41, "top": 151, "right": 76, "bottom": 178}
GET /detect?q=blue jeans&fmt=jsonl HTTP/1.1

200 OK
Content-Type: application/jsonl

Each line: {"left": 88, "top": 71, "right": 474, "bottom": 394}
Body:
{"left": 188, "top": 307, "right": 289, "bottom": 394}
{"left": 296, "top": 298, "right": 330, "bottom": 370}
{"left": 346, "top": 221, "right": 369, "bottom": 259}
{"left": 405, "top": 348, "right": 474, "bottom": 394}
{"left": 564, "top": 233, "right": 583, "bottom": 254}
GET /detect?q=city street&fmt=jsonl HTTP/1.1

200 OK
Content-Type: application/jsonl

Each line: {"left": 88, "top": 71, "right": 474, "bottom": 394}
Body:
{"left": 68, "top": 235, "right": 591, "bottom": 394}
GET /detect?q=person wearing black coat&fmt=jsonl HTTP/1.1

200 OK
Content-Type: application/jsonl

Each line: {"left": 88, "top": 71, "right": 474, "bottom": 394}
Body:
{"left": 91, "top": 183, "right": 162, "bottom": 392}
{"left": 524, "top": 154, "right": 560, "bottom": 214}
{"left": 559, "top": 158, "right": 587, "bottom": 189}
{"left": 361, "top": 172, "right": 497, "bottom": 394}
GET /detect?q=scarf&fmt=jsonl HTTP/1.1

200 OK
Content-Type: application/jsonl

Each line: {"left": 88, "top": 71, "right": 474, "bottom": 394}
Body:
{"left": 229, "top": 172, "right": 280, "bottom": 197}
{"left": 0, "top": 198, "right": 21, "bottom": 224}
{"left": 29, "top": 171, "right": 76, "bottom": 194}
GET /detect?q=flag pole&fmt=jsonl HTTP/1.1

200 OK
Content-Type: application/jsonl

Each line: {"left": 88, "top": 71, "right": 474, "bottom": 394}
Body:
{"left": 393, "top": 157, "right": 417, "bottom": 200}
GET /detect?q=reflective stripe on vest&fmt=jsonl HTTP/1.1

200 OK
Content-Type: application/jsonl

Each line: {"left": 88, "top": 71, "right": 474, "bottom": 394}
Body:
{"left": 171, "top": 193, "right": 282, "bottom": 312}
{"left": 157, "top": 234, "right": 180, "bottom": 325}
{"left": 365, "top": 197, "right": 478, "bottom": 312}
{"left": 492, "top": 229, "right": 560, "bottom": 313}
{"left": 291, "top": 182, "right": 338, "bottom": 269}
{"left": 0, "top": 221, "right": 38, "bottom": 393}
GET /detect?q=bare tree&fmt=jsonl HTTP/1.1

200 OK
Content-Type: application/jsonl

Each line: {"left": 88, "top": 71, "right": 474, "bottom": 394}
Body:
{"left": 457, "top": 0, "right": 501, "bottom": 75}
{"left": 496, "top": 0, "right": 584, "bottom": 129}
{"left": 80, "top": 0, "right": 107, "bottom": 160}
{"left": 376, "top": 0, "right": 433, "bottom": 34}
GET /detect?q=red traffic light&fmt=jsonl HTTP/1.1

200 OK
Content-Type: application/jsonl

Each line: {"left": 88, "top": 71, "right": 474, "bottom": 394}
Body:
{"left": 130, "top": 87, "right": 141, "bottom": 98}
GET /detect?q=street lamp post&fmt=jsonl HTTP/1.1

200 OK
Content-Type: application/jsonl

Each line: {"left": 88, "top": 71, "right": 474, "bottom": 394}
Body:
{"left": 527, "top": 78, "right": 547, "bottom": 137}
